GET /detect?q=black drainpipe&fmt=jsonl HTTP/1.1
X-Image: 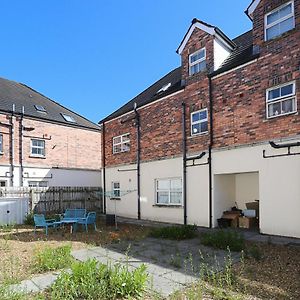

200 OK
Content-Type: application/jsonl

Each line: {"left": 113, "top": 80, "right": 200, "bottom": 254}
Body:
{"left": 208, "top": 76, "right": 213, "bottom": 228}
{"left": 101, "top": 122, "right": 106, "bottom": 214}
{"left": 20, "top": 106, "right": 24, "bottom": 186}
{"left": 134, "top": 104, "right": 141, "bottom": 220}
{"left": 182, "top": 102, "right": 187, "bottom": 225}
{"left": 10, "top": 105, "right": 15, "bottom": 187}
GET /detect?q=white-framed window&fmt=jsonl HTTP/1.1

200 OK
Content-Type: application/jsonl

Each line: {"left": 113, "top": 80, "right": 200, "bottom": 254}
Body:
{"left": 0, "top": 134, "right": 3, "bottom": 154}
{"left": 189, "top": 48, "right": 206, "bottom": 76}
{"left": 113, "top": 133, "right": 130, "bottom": 154}
{"left": 28, "top": 181, "right": 48, "bottom": 187}
{"left": 31, "top": 139, "right": 45, "bottom": 157}
{"left": 112, "top": 182, "right": 120, "bottom": 198}
{"left": 156, "top": 178, "right": 182, "bottom": 205}
{"left": 265, "top": 1, "right": 295, "bottom": 41}
{"left": 191, "top": 108, "right": 208, "bottom": 136}
{"left": 266, "top": 81, "right": 297, "bottom": 118}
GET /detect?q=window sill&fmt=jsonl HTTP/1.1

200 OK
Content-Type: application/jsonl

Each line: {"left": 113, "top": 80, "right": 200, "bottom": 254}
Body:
{"left": 29, "top": 155, "right": 46, "bottom": 159}
{"left": 153, "top": 204, "right": 183, "bottom": 208}
{"left": 188, "top": 132, "right": 209, "bottom": 139}
{"left": 110, "top": 197, "right": 121, "bottom": 201}
{"left": 265, "top": 111, "right": 298, "bottom": 121}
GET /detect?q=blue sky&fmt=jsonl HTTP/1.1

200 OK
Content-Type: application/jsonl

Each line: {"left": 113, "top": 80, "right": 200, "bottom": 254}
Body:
{"left": 0, "top": 0, "right": 252, "bottom": 123}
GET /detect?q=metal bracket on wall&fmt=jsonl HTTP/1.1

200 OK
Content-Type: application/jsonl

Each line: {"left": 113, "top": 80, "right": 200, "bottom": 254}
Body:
{"left": 263, "top": 141, "right": 300, "bottom": 159}
{"left": 0, "top": 172, "right": 12, "bottom": 178}
{"left": 117, "top": 168, "right": 138, "bottom": 172}
{"left": 185, "top": 152, "right": 208, "bottom": 167}
{"left": 23, "top": 172, "right": 53, "bottom": 179}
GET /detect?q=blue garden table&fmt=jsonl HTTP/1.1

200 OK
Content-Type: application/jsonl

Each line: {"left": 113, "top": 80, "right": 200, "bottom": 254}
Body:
{"left": 60, "top": 218, "right": 79, "bottom": 234}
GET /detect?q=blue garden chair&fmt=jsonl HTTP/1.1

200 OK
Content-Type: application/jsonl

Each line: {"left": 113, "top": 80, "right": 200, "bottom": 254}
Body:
{"left": 76, "top": 212, "right": 97, "bottom": 232}
{"left": 33, "top": 214, "right": 61, "bottom": 236}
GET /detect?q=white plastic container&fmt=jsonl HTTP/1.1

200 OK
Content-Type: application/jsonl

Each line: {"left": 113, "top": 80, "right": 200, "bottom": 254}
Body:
{"left": 0, "top": 197, "right": 29, "bottom": 225}
{"left": 242, "top": 209, "right": 256, "bottom": 218}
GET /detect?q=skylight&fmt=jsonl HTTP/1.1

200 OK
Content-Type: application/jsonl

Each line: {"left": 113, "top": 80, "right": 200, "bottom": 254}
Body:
{"left": 34, "top": 105, "right": 47, "bottom": 113}
{"left": 156, "top": 82, "right": 172, "bottom": 94}
{"left": 61, "top": 113, "right": 76, "bottom": 123}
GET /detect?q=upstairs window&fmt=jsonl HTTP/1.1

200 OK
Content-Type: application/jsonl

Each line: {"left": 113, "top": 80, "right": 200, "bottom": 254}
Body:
{"left": 265, "top": 1, "right": 295, "bottom": 41}
{"left": 61, "top": 113, "right": 76, "bottom": 123}
{"left": 31, "top": 139, "right": 45, "bottom": 157}
{"left": 266, "top": 82, "right": 296, "bottom": 118}
{"left": 28, "top": 181, "right": 48, "bottom": 187}
{"left": 113, "top": 133, "right": 130, "bottom": 154}
{"left": 191, "top": 108, "right": 208, "bottom": 136}
{"left": 189, "top": 48, "right": 206, "bottom": 76}
{"left": 0, "top": 134, "right": 3, "bottom": 153}
{"left": 156, "top": 178, "right": 182, "bottom": 205}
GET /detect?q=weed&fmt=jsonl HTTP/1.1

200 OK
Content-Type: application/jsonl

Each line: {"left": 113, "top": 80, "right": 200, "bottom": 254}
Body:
{"left": 201, "top": 230, "right": 245, "bottom": 252}
{"left": 149, "top": 225, "right": 197, "bottom": 240}
{"left": 0, "top": 224, "right": 15, "bottom": 233}
{"left": 0, "top": 284, "right": 26, "bottom": 300}
{"left": 51, "top": 258, "right": 148, "bottom": 300}
{"left": 32, "top": 245, "right": 73, "bottom": 273}
{"left": 246, "top": 244, "right": 262, "bottom": 261}
{"left": 23, "top": 213, "right": 34, "bottom": 226}
{"left": 169, "top": 253, "right": 182, "bottom": 269}
{"left": 1, "top": 256, "right": 22, "bottom": 284}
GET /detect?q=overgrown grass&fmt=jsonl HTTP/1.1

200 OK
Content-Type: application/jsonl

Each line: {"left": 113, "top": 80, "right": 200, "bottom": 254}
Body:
{"left": 23, "top": 213, "right": 34, "bottom": 226}
{"left": 32, "top": 245, "right": 73, "bottom": 273}
{"left": 201, "top": 230, "right": 245, "bottom": 252}
{"left": 0, "top": 284, "right": 26, "bottom": 300}
{"left": 149, "top": 225, "right": 197, "bottom": 240}
{"left": 0, "top": 224, "right": 15, "bottom": 232}
{"left": 51, "top": 259, "right": 148, "bottom": 300}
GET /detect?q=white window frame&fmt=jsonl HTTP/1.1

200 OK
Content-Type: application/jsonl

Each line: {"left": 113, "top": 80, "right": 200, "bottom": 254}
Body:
{"left": 264, "top": 1, "right": 295, "bottom": 41}
{"left": 155, "top": 178, "right": 182, "bottom": 206}
{"left": 266, "top": 81, "right": 297, "bottom": 119}
{"left": 112, "top": 181, "right": 120, "bottom": 198}
{"left": 0, "top": 134, "right": 3, "bottom": 154}
{"left": 28, "top": 181, "right": 48, "bottom": 187}
{"left": 113, "top": 133, "right": 130, "bottom": 154}
{"left": 191, "top": 108, "right": 208, "bottom": 136}
{"left": 189, "top": 48, "right": 206, "bottom": 76}
{"left": 61, "top": 113, "right": 76, "bottom": 123}
{"left": 30, "top": 139, "right": 45, "bottom": 157}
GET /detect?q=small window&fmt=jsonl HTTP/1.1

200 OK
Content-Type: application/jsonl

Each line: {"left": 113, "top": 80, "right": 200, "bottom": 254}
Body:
{"left": 113, "top": 133, "right": 130, "bottom": 154}
{"left": 0, "top": 134, "right": 3, "bottom": 153}
{"left": 112, "top": 182, "right": 120, "bottom": 198}
{"left": 266, "top": 82, "right": 296, "bottom": 118}
{"left": 191, "top": 109, "right": 208, "bottom": 136}
{"left": 189, "top": 48, "right": 206, "bottom": 76}
{"left": 28, "top": 181, "right": 48, "bottom": 187}
{"left": 156, "top": 178, "right": 182, "bottom": 205}
{"left": 34, "top": 105, "right": 47, "bottom": 113}
{"left": 31, "top": 139, "right": 45, "bottom": 157}
{"left": 0, "top": 181, "right": 6, "bottom": 187}
{"left": 61, "top": 113, "right": 76, "bottom": 123}
{"left": 265, "top": 1, "right": 295, "bottom": 41}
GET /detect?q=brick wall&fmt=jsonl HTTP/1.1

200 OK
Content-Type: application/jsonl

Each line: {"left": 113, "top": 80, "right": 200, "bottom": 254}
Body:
{"left": 0, "top": 114, "right": 102, "bottom": 170}
{"left": 103, "top": 0, "right": 300, "bottom": 167}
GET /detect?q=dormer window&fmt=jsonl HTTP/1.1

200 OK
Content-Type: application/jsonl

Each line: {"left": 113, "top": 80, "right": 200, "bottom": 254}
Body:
{"left": 189, "top": 48, "right": 206, "bottom": 76}
{"left": 265, "top": 1, "right": 295, "bottom": 41}
{"left": 61, "top": 113, "right": 76, "bottom": 123}
{"left": 34, "top": 105, "right": 47, "bottom": 113}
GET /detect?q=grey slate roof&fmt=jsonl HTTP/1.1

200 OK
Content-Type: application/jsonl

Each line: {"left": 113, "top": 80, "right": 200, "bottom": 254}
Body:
{"left": 0, "top": 77, "right": 100, "bottom": 131}
{"left": 100, "top": 67, "right": 183, "bottom": 123}
{"left": 100, "top": 29, "right": 258, "bottom": 123}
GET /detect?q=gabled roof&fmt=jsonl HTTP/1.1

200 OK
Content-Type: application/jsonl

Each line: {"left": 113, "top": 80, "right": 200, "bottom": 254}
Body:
{"left": 176, "top": 18, "right": 235, "bottom": 55}
{"left": 100, "top": 67, "right": 183, "bottom": 123}
{"left": 0, "top": 77, "right": 100, "bottom": 131}
{"left": 210, "top": 30, "right": 259, "bottom": 76}
{"left": 245, "top": 0, "right": 261, "bottom": 20}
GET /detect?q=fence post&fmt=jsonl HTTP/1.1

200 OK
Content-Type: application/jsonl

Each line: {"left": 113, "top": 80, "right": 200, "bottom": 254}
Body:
{"left": 59, "top": 189, "right": 63, "bottom": 213}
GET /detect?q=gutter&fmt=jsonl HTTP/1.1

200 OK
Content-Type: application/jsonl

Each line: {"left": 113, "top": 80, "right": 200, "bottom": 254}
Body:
{"left": 181, "top": 102, "right": 187, "bottom": 225}
{"left": 134, "top": 103, "right": 141, "bottom": 220}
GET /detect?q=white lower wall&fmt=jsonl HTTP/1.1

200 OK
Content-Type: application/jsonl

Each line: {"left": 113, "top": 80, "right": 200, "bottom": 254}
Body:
{"left": 0, "top": 165, "right": 101, "bottom": 187}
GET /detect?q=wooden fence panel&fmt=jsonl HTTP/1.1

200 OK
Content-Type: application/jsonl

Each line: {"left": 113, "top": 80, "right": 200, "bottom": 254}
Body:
{"left": 0, "top": 187, "right": 103, "bottom": 214}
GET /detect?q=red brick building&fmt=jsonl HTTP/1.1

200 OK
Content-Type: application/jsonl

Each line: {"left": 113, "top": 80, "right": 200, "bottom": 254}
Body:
{"left": 0, "top": 77, "right": 101, "bottom": 188}
{"left": 100, "top": 0, "right": 300, "bottom": 238}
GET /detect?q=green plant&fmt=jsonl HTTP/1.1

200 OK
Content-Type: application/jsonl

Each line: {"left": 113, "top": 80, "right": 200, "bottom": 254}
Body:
{"left": 246, "top": 244, "right": 262, "bottom": 261}
{"left": 149, "top": 225, "right": 197, "bottom": 240}
{"left": 33, "top": 245, "right": 73, "bottom": 273}
{"left": 169, "top": 253, "right": 182, "bottom": 269}
{"left": 0, "top": 224, "right": 15, "bottom": 232}
{"left": 23, "top": 213, "right": 34, "bottom": 226}
{"left": 0, "top": 284, "right": 26, "bottom": 300}
{"left": 51, "top": 259, "right": 148, "bottom": 300}
{"left": 201, "top": 230, "right": 245, "bottom": 252}
{"left": 1, "top": 255, "right": 22, "bottom": 284}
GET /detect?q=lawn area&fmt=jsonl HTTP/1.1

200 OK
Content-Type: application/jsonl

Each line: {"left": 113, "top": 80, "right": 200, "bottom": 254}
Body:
{"left": 0, "top": 218, "right": 150, "bottom": 284}
{"left": 0, "top": 221, "right": 299, "bottom": 300}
